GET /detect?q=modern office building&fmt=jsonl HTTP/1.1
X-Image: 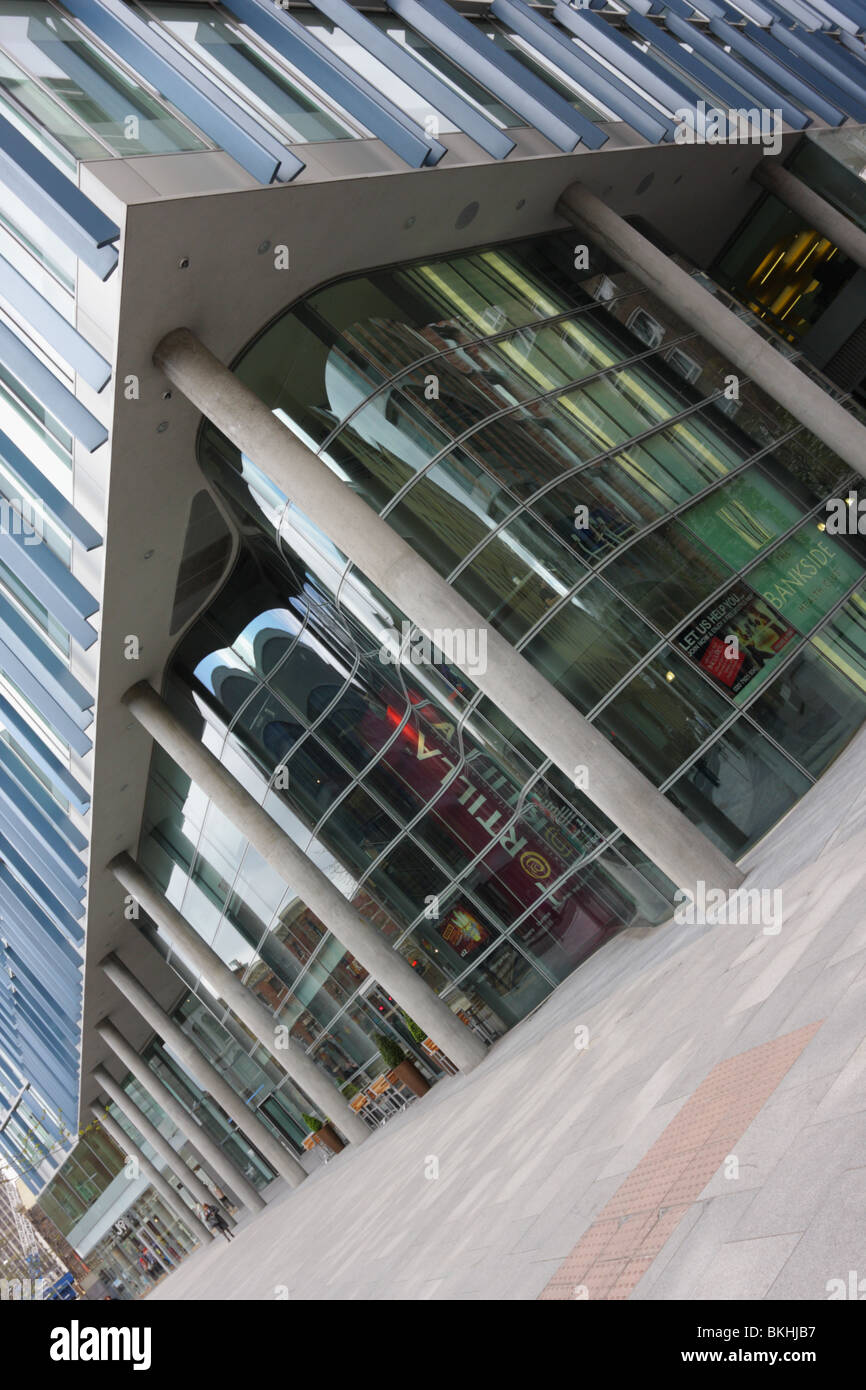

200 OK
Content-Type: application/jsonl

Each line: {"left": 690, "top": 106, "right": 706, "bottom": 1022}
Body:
{"left": 2, "top": 0, "right": 866, "bottom": 1288}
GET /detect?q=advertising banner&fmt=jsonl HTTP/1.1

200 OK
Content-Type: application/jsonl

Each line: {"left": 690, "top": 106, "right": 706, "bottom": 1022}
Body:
{"left": 675, "top": 584, "right": 798, "bottom": 700}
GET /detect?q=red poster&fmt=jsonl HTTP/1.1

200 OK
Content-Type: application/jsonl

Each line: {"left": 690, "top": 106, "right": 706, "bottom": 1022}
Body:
{"left": 700, "top": 635, "right": 745, "bottom": 687}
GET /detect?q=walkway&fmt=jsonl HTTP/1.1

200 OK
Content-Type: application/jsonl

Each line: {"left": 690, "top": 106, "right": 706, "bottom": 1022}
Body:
{"left": 151, "top": 727, "right": 866, "bottom": 1300}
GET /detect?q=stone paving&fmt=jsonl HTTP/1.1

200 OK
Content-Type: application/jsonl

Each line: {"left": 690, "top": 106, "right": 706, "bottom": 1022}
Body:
{"left": 151, "top": 727, "right": 866, "bottom": 1301}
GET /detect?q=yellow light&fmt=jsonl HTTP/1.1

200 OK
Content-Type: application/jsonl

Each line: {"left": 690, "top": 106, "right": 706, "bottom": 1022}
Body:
{"left": 817, "top": 521, "right": 826, "bottom": 531}
{"left": 665, "top": 670, "right": 676, "bottom": 682}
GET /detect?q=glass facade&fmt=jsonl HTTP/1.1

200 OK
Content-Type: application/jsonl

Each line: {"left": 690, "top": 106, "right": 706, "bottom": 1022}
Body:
{"left": 128, "top": 229, "right": 866, "bottom": 1142}
{"left": 139, "top": 3, "right": 360, "bottom": 145}
{"left": 0, "top": 1, "right": 208, "bottom": 166}
{"left": 38, "top": 1125, "right": 126, "bottom": 1237}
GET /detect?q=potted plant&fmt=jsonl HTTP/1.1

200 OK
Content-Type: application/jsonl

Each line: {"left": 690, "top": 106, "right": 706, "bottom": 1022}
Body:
{"left": 302, "top": 1112, "right": 344, "bottom": 1154}
{"left": 401, "top": 1013, "right": 429, "bottom": 1046}
{"left": 375, "top": 1032, "right": 430, "bottom": 1097}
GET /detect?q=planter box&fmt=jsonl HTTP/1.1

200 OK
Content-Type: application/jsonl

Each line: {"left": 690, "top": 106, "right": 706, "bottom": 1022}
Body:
{"left": 387, "top": 1059, "right": 430, "bottom": 1097}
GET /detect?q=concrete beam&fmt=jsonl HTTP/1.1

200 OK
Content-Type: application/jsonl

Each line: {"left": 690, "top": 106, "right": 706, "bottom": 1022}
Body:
{"left": 152, "top": 327, "right": 743, "bottom": 899}
{"left": 110, "top": 851, "right": 373, "bottom": 1143}
{"left": 753, "top": 159, "right": 866, "bottom": 273}
{"left": 100, "top": 951, "right": 309, "bottom": 1187}
{"left": 96, "top": 1018, "right": 265, "bottom": 1214}
{"left": 87, "top": 1103, "right": 213, "bottom": 1245}
{"left": 556, "top": 180, "right": 866, "bottom": 480}
{"left": 119, "top": 688, "right": 490, "bottom": 1073}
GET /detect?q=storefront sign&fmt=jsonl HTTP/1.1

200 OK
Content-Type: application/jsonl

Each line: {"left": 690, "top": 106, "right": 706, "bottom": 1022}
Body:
{"left": 750, "top": 526, "right": 864, "bottom": 632}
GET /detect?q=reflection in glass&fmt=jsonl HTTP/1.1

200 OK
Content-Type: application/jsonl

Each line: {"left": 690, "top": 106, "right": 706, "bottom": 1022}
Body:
{"left": 748, "top": 646, "right": 866, "bottom": 776}
{"left": 666, "top": 721, "right": 810, "bottom": 857}
{"left": 595, "top": 649, "right": 728, "bottom": 785}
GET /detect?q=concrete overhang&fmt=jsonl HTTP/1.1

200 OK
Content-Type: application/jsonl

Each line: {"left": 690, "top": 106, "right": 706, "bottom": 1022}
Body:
{"left": 74, "top": 124, "right": 804, "bottom": 1130}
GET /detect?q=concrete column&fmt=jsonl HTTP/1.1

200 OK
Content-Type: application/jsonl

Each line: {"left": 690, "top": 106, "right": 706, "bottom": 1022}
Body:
{"left": 153, "top": 328, "right": 743, "bottom": 899}
{"left": 93, "top": 1065, "right": 221, "bottom": 1218}
{"left": 87, "top": 1105, "right": 213, "bottom": 1245}
{"left": 100, "top": 952, "right": 309, "bottom": 1187}
{"left": 110, "top": 852, "right": 373, "bottom": 1142}
{"left": 96, "top": 1019, "right": 265, "bottom": 1214}
{"left": 119, "top": 691, "right": 492, "bottom": 1072}
{"left": 753, "top": 160, "right": 866, "bottom": 272}
{"left": 556, "top": 181, "right": 866, "bottom": 481}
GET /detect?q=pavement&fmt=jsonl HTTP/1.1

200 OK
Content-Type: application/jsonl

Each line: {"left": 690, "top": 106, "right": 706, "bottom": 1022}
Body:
{"left": 150, "top": 725, "right": 866, "bottom": 1301}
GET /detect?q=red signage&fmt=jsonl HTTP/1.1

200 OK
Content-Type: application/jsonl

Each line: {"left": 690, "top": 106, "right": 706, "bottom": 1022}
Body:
{"left": 358, "top": 685, "right": 631, "bottom": 965}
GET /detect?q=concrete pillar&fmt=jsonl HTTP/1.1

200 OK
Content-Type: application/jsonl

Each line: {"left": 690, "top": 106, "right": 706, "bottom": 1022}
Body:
{"left": 152, "top": 328, "right": 743, "bottom": 899}
{"left": 87, "top": 1105, "right": 213, "bottom": 1245}
{"left": 96, "top": 1019, "right": 265, "bottom": 1214}
{"left": 753, "top": 160, "right": 866, "bottom": 272}
{"left": 119, "top": 691, "right": 492, "bottom": 1071}
{"left": 110, "top": 851, "right": 373, "bottom": 1143}
{"left": 556, "top": 181, "right": 866, "bottom": 481}
{"left": 93, "top": 1065, "right": 220, "bottom": 1218}
{"left": 100, "top": 952, "right": 309, "bottom": 1187}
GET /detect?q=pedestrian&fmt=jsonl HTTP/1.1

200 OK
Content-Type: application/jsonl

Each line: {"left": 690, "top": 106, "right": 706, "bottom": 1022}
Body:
{"left": 211, "top": 1182, "right": 236, "bottom": 1216}
{"left": 203, "top": 1202, "right": 234, "bottom": 1242}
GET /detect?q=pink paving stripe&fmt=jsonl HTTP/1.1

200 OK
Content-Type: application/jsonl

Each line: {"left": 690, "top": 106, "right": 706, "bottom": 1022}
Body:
{"left": 538, "top": 1021, "right": 823, "bottom": 1301}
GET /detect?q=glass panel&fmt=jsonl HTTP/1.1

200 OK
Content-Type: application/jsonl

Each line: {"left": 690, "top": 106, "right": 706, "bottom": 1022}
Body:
{"left": 673, "top": 582, "right": 800, "bottom": 704}
{"left": 793, "top": 129, "right": 866, "bottom": 234}
{"left": 452, "top": 512, "right": 582, "bottom": 641}
{"left": 386, "top": 449, "right": 519, "bottom": 576}
{"left": 768, "top": 433, "right": 852, "bottom": 507}
{"left": 713, "top": 187, "right": 856, "bottom": 343}
{"left": 602, "top": 520, "right": 733, "bottom": 631}
{"left": 451, "top": 397, "right": 598, "bottom": 498}
{"left": 147, "top": 3, "right": 355, "bottom": 143}
{"left": 666, "top": 721, "right": 810, "bottom": 858}
{"left": 811, "top": 581, "right": 866, "bottom": 692}
{"left": 522, "top": 577, "right": 656, "bottom": 713}
{"left": 482, "top": 21, "right": 609, "bottom": 120}
{"left": 594, "top": 648, "right": 729, "bottom": 784}
{"left": 0, "top": 555, "right": 70, "bottom": 654}
{"left": 0, "top": 2, "right": 207, "bottom": 156}
{"left": 0, "top": 48, "right": 104, "bottom": 161}
{"left": 509, "top": 860, "right": 633, "bottom": 983}
{"left": 682, "top": 466, "right": 805, "bottom": 570}
{"left": 747, "top": 646, "right": 866, "bottom": 776}
{"left": 0, "top": 177, "right": 76, "bottom": 289}
{"left": 324, "top": 393, "right": 452, "bottom": 506}
{"left": 613, "top": 416, "right": 737, "bottom": 510}
{"left": 533, "top": 455, "right": 667, "bottom": 563}
{"left": 451, "top": 940, "right": 552, "bottom": 1031}
{"left": 370, "top": 15, "right": 522, "bottom": 128}
{"left": 0, "top": 361, "right": 72, "bottom": 463}
{"left": 299, "top": 13, "right": 459, "bottom": 134}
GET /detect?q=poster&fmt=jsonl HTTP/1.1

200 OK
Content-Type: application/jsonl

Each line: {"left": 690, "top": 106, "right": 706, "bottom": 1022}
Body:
{"left": 438, "top": 905, "right": 490, "bottom": 959}
{"left": 675, "top": 584, "right": 798, "bottom": 699}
